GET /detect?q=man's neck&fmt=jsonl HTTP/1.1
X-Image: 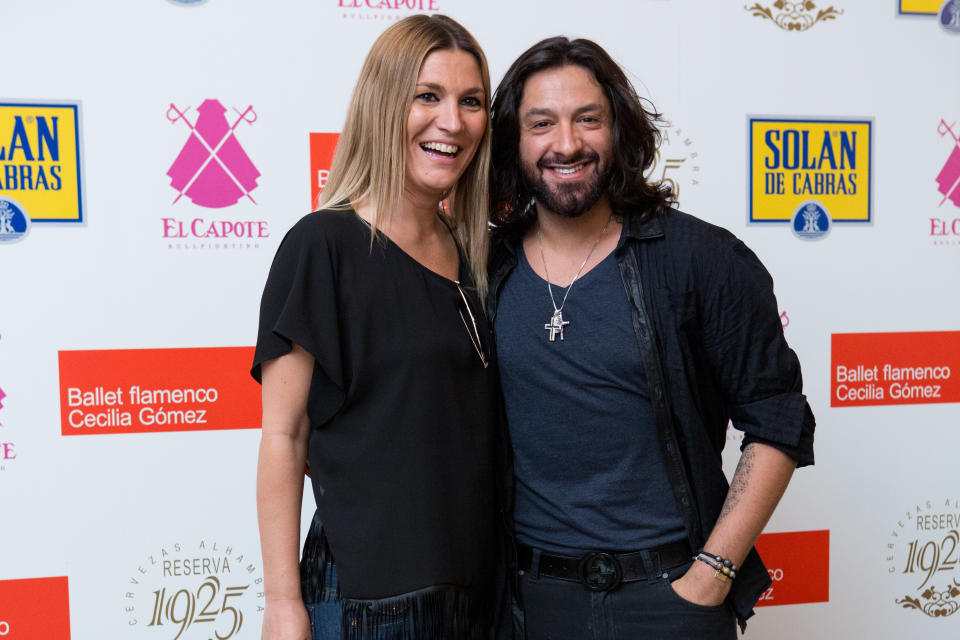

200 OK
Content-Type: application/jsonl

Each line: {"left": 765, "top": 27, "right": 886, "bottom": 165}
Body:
{"left": 533, "top": 196, "right": 614, "bottom": 252}
{"left": 520, "top": 194, "right": 621, "bottom": 287}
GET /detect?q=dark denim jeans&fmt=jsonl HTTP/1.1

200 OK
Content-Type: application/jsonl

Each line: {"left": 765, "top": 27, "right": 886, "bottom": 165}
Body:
{"left": 305, "top": 564, "right": 342, "bottom": 640}
{"left": 518, "top": 560, "right": 736, "bottom": 640}
{"left": 304, "top": 564, "right": 409, "bottom": 640}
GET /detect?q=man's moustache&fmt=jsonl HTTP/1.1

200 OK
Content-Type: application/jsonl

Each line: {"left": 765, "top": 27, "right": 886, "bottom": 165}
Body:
{"left": 537, "top": 151, "right": 599, "bottom": 169}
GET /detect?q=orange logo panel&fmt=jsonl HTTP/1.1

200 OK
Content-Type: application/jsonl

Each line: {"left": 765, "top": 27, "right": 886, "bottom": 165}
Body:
{"left": 58, "top": 347, "right": 260, "bottom": 435}
{"left": 831, "top": 331, "right": 960, "bottom": 407}
{"left": 309, "top": 133, "right": 340, "bottom": 207}
{"left": 0, "top": 576, "right": 70, "bottom": 639}
{"left": 754, "top": 530, "right": 829, "bottom": 607}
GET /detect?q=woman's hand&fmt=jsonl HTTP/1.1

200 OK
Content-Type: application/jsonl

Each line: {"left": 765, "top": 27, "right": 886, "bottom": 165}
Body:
{"left": 261, "top": 598, "right": 312, "bottom": 640}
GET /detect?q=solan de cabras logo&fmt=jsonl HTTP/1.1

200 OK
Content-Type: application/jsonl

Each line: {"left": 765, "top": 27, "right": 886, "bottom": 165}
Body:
{"left": 898, "top": 1, "right": 960, "bottom": 34}
{"left": 163, "top": 100, "right": 268, "bottom": 250}
{"left": 0, "top": 101, "right": 84, "bottom": 243}
{"left": 749, "top": 117, "right": 872, "bottom": 239}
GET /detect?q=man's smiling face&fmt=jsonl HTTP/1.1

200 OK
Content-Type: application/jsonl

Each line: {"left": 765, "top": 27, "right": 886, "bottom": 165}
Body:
{"left": 518, "top": 64, "right": 613, "bottom": 218}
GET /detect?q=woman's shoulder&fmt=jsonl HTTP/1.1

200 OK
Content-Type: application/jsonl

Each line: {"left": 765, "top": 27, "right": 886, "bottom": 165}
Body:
{"left": 289, "top": 208, "right": 365, "bottom": 237}
{"left": 278, "top": 208, "right": 368, "bottom": 251}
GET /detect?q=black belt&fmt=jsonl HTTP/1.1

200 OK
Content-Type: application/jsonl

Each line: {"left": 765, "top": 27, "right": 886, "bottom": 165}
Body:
{"left": 517, "top": 540, "right": 692, "bottom": 592}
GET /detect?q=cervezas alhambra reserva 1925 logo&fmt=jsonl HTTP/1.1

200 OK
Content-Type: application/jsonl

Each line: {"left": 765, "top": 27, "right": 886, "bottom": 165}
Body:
{"left": 124, "top": 539, "right": 263, "bottom": 639}
{"left": 744, "top": 1, "right": 843, "bottom": 31}
{"left": 645, "top": 123, "right": 701, "bottom": 207}
{"left": 888, "top": 499, "right": 960, "bottom": 618}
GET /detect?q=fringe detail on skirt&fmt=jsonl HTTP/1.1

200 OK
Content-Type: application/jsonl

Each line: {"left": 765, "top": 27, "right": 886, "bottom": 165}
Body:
{"left": 300, "top": 511, "right": 339, "bottom": 603}
{"left": 341, "top": 584, "right": 490, "bottom": 640}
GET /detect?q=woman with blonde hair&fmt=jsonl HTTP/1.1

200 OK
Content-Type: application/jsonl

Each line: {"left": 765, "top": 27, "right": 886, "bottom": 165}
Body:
{"left": 252, "top": 14, "right": 498, "bottom": 640}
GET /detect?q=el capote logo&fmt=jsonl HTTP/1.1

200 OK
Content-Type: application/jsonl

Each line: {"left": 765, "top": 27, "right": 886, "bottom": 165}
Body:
{"left": 645, "top": 124, "right": 701, "bottom": 207}
{"left": 931, "top": 119, "right": 960, "bottom": 245}
{"left": 0, "top": 101, "right": 84, "bottom": 240}
{"left": 0, "top": 385, "right": 13, "bottom": 471}
{"left": 744, "top": 1, "right": 843, "bottom": 31}
{"left": 898, "top": 0, "right": 960, "bottom": 33}
{"left": 124, "top": 539, "right": 264, "bottom": 639}
{"left": 749, "top": 117, "right": 872, "bottom": 239}
{"left": 163, "top": 100, "right": 268, "bottom": 250}
{"left": 888, "top": 499, "right": 960, "bottom": 618}
{"left": 337, "top": 0, "right": 439, "bottom": 21}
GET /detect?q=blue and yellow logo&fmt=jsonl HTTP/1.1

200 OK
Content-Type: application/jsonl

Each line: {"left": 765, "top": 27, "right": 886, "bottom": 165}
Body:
{"left": 749, "top": 117, "right": 872, "bottom": 229}
{"left": 0, "top": 101, "right": 84, "bottom": 225}
{"left": 898, "top": 0, "right": 941, "bottom": 15}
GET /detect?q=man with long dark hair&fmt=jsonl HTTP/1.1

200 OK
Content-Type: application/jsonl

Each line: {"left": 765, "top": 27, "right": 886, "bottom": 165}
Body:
{"left": 487, "top": 37, "right": 815, "bottom": 638}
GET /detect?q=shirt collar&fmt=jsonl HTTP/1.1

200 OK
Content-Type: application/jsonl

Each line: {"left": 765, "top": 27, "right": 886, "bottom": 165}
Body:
{"left": 496, "top": 204, "right": 667, "bottom": 255}
{"left": 619, "top": 207, "right": 665, "bottom": 243}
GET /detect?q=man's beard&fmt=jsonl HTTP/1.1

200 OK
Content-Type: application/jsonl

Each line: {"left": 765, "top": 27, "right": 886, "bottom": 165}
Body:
{"left": 521, "top": 151, "right": 612, "bottom": 218}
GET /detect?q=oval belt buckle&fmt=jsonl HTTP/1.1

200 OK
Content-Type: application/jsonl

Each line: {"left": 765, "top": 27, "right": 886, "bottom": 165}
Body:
{"left": 579, "top": 552, "right": 623, "bottom": 592}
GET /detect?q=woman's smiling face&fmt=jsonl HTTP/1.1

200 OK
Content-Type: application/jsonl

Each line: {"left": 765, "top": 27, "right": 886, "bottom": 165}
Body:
{"left": 404, "top": 48, "right": 486, "bottom": 202}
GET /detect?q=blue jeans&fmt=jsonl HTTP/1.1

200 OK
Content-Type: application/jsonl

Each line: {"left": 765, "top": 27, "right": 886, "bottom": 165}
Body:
{"left": 304, "top": 565, "right": 408, "bottom": 640}
{"left": 518, "top": 560, "right": 736, "bottom": 640}
{"left": 305, "top": 564, "right": 342, "bottom": 640}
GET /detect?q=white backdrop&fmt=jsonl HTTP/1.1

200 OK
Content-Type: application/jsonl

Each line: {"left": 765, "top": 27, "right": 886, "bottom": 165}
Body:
{"left": 1, "top": 1, "right": 959, "bottom": 638}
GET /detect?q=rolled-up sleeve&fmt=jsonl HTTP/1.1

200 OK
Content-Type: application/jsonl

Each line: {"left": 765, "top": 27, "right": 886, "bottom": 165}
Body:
{"left": 699, "top": 238, "right": 815, "bottom": 467}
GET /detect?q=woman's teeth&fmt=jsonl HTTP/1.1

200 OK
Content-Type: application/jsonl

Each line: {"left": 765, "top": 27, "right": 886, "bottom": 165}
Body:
{"left": 421, "top": 142, "right": 459, "bottom": 156}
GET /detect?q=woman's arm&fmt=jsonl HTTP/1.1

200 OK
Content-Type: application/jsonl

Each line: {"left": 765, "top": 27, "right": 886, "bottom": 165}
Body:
{"left": 257, "top": 343, "right": 314, "bottom": 640}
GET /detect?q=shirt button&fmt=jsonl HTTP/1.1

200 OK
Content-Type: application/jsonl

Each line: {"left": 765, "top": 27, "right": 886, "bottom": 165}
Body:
{"left": 655, "top": 386, "right": 664, "bottom": 399}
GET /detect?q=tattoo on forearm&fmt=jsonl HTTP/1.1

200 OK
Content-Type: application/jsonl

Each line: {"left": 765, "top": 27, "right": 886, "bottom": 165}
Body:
{"left": 718, "top": 443, "right": 757, "bottom": 522}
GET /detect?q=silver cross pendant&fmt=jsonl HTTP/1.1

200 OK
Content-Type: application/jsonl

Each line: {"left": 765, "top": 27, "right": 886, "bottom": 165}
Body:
{"left": 544, "top": 309, "right": 570, "bottom": 342}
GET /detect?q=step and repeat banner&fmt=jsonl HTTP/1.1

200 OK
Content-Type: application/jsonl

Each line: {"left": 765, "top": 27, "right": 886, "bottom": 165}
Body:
{"left": 1, "top": 0, "right": 958, "bottom": 638}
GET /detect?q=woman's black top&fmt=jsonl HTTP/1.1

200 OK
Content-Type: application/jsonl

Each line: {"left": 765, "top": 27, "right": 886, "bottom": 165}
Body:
{"left": 252, "top": 209, "right": 498, "bottom": 636}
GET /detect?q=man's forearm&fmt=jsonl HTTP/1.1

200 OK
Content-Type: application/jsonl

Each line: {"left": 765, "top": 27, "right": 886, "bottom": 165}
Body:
{"left": 705, "top": 441, "right": 797, "bottom": 566}
{"left": 670, "top": 441, "right": 797, "bottom": 605}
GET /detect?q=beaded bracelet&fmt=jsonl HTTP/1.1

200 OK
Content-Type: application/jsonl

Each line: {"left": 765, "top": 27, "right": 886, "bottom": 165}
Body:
{"left": 695, "top": 551, "right": 738, "bottom": 582}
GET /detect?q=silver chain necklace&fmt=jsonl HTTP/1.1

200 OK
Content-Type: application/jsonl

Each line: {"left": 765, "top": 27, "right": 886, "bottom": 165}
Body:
{"left": 537, "top": 214, "right": 612, "bottom": 342}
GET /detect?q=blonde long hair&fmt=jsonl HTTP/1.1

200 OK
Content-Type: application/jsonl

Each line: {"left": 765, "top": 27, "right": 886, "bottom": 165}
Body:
{"left": 316, "top": 14, "right": 491, "bottom": 297}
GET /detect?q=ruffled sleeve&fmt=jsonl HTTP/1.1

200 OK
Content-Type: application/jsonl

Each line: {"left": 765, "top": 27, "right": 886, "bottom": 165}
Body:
{"left": 251, "top": 215, "right": 346, "bottom": 426}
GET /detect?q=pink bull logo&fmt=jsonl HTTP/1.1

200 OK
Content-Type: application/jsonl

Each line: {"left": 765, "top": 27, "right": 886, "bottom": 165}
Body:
{"left": 166, "top": 100, "right": 260, "bottom": 208}
{"left": 937, "top": 119, "right": 960, "bottom": 208}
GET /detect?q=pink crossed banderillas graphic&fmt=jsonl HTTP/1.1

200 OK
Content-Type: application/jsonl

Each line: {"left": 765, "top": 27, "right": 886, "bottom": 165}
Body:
{"left": 166, "top": 99, "right": 260, "bottom": 208}
{"left": 936, "top": 119, "right": 960, "bottom": 208}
